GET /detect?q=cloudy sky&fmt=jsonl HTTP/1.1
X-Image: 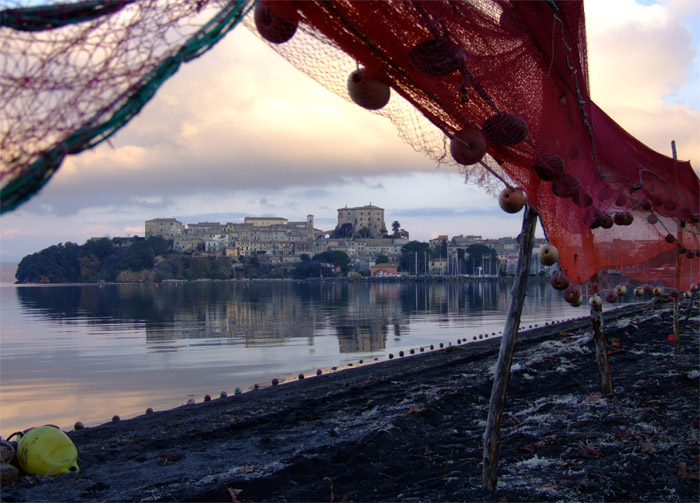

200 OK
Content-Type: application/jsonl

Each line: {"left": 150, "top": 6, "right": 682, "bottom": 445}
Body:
{"left": 1, "top": 0, "right": 699, "bottom": 263}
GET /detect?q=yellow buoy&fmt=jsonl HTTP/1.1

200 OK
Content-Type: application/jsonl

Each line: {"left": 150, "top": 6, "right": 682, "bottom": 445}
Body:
{"left": 16, "top": 425, "right": 79, "bottom": 476}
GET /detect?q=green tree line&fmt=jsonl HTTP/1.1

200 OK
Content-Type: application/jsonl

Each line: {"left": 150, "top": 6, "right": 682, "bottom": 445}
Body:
{"left": 15, "top": 237, "right": 500, "bottom": 284}
{"left": 14, "top": 238, "right": 357, "bottom": 283}
{"left": 15, "top": 237, "right": 239, "bottom": 283}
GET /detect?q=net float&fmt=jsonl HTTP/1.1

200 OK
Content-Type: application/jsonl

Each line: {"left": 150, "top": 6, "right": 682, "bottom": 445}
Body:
{"left": 254, "top": 2, "right": 298, "bottom": 44}
{"left": 589, "top": 295, "right": 603, "bottom": 310}
{"left": 562, "top": 285, "right": 581, "bottom": 304}
{"left": 347, "top": 68, "right": 390, "bottom": 110}
{"left": 407, "top": 37, "right": 463, "bottom": 77}
{"left": 450, "top": 127, "right": 487, "bottom": 165}
{"left": 605, "top": 290, "right": 618, "bottom": 303}
{"left": 538, "top": 244, "right": 558, "bottom": 266}
{"left": 482, "top": 113, "right": 528, "bottom": 146}
{"left": 498, "top": 187, "right": 526, "bottom": 213}
{"left": 550, "top": 271, "right": 570, "bottom": 290}
{"left": 533, "top": 153, "right": 564, "bottom": 181}
{"left": 16, "top": 425, "right": 79, "bottom": 476}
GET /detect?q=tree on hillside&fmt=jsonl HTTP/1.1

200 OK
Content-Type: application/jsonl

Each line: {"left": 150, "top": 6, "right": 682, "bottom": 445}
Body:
{"left": 434, "top": 239, "right": 448, "bottom": 259}
{"left": 456, "top": 248, "right": 467, "bottom": 275}
{"left": 81, "top": 238, "right": 114, "bottom": 261}
{"left": 15, "top": 236, "right": 175, "bottom": 284}
{"left": 375, "top": 254, "right": 389, "bottom": 264}
{"left": 312, "top": 250, "right": 350, "bottom": 273}
{"left": 154, "top": 254, "right": 185, "bottom": 281}
{"left": 78, "top": 254, "right": 101, "bottom": 282}
{"left": 332, "top": 223, "right": 353, "bottom": 238}
{"left": 15, "top": 242, "right": 81, "bottom": 283}
{"left": 293, "top": 259, "right": 323, "bottom": 278}
{"left": 466, "top": 243, "right": 498, "bottom": 275}
{"left": 399, "top": 241, "right": 430, "bottom": 274}
{"left": 98, "top": 247, "right": 130, "bottom": 282}
{"left": 146, "top": 236, "right": 171, "bottom": 256}
{"left": 247, "top": 255, "right": 260, "bottom": 269}
{"left": 125, "top": 239, "right": 155, "bottom": 272}
{"left": 356, "top": 226, "right": 370, "bottom": 238}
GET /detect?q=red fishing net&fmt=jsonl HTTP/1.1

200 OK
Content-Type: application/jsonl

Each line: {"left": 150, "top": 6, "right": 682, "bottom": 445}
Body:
{"left": 1, "top": 0, "right": 697, "bottom": 292}
{"left": 247, "top": 0, "right": 699, "bottom": 292}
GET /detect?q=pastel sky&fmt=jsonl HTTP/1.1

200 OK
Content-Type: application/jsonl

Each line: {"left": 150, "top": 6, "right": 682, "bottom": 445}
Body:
{"left": 1, "top": 0, "right": 699, "bottom": 263}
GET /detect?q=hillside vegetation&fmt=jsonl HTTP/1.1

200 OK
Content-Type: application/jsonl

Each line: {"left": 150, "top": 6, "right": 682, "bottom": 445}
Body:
{"left": 14, "top": 238, "right": 352, "bottom": 283}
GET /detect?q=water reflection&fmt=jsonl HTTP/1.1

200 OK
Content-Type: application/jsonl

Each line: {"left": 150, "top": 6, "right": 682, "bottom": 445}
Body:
{"left": 3, "top": 279, "right": 642, "bottom": 435}
{"left": 13, "top": 279, "right": 617, "bottom": 355}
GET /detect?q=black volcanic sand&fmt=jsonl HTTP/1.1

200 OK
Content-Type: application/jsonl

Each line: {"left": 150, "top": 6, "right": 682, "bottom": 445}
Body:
{"left": 2, "top": 300, "right": 699, "bottom": 503}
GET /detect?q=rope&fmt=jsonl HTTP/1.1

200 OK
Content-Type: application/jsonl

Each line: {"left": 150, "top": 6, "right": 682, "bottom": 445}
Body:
{"left": 0, "top": 0, "right": 135, "bottom": 32}
{"left": 551, "top": 11, "right": 605, "bottom": 180}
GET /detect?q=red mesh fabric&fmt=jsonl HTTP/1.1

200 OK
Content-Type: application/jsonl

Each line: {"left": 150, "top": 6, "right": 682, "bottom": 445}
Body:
{"left": 251, "top": 0, "right": 699, "bottom": 291}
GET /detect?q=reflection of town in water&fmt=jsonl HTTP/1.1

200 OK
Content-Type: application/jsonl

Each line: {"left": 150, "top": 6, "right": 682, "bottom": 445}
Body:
{"left": 15, "top": 279, "right": 576, "bottom": 354}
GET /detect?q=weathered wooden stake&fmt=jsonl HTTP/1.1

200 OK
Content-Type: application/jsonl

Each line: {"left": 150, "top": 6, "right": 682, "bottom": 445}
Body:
{"left": 682, "top": 288, "right": 697, "bottom": 332}
{"left": 590, "top": 307, "right": 613, "bottom": 395}
{"left": 673, "top": 298, "right": 680, "bottom": 354}
{"left": 671, "top": 139, "right": 681, "bottom": 355}
{"left": 482, "top": 205, "right": 538, "bottom": 490}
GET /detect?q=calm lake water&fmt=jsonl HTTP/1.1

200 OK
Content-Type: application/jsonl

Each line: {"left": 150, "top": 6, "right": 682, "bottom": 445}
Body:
{"left": 0, "top": 279, "right": 638, "bottom": 436}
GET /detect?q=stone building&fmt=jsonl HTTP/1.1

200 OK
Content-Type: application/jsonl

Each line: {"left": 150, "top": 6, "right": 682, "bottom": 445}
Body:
{"left": 187, "top": 222, "right": 222, "bottom": 238}
{"left": 370, "top": 263, "right": 400, "bottom": 277}
{"left": 336, "top": 204, "right": 387, "bottom": 238}
{"left": 146, "top": 209, "right": 408, "bottom": 272}
{"left": 145, "top": 218, "right": 184, "bottom": 239}
{"left": 243, "top": 216, "right": 288, "bottom": 227}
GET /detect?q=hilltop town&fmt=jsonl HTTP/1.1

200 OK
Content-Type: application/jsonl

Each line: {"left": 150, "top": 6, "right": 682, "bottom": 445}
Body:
{"left": 146, "top": 204, "right": 551, "bottom": 277}
{"left": 15, "top": 203, "right": 555, "bottom": 284}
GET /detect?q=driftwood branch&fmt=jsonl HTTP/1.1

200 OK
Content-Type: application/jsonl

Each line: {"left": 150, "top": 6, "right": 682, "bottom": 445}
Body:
{"left": 482, "top": 205, "right": 538, "bottom": 490}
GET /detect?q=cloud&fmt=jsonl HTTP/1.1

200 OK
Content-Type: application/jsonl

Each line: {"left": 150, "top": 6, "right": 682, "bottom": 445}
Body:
{"left": 24, "top": 1, "right": 693, "bottom": 224}
{"left": 1, "top": 2, "right": 696, "bottom": 263}
{"left": 76, "top": 224, "right": 111, "bottom": 236}
{"left": 0, "top": 170, "right": 531, "bottom": 262}
{"left": 17, "top": 189, "right": 179, "bottom": 217}
{"left": 1, "top": 228, "right": 35, "bottom": 239}
{"left": 297, "top": 188, "right": 332, "bottom": 199}
{"left": 392, "top": 207, "right": 503, "bottom": 218}
{"left": 133, "top": 197, "right": 177, "bottom": 210}
{"left": 39, "top": 27, "right": 428, "bottom": 217}
{"left": 177, "top": 212, "right": 248, "bottom": 224}
{"left": 586, "top": 0, "right": 700, "bottom": 165}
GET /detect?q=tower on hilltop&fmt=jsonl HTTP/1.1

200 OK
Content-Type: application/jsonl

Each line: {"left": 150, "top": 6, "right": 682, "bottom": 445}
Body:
{"left": 336, "top": 204, "right": 387, "bottom": 238}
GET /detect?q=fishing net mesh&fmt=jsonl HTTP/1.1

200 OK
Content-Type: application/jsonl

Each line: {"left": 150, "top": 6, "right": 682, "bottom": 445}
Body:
{"left": 0, "top": 0, "right": 253, "bottom": 211}
{"left": 1, "top": 0, "right": 698, "bottom": 293}
{"left": 245, "top": 0, "right": 699, "bottom": 293}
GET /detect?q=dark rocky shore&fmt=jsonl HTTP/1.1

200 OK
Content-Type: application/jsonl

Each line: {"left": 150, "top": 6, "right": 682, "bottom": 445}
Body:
{"left": 1, "top": 300, "right": 698, "bottom": 503}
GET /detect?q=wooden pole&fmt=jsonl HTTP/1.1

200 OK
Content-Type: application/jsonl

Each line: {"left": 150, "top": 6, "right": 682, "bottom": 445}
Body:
{"left": 673, "top": 298, "right": 680, "bottom": 354}
{"left": 590, "top": 307, "right": 614, "bottom": 394}
{"left": 682, "top": 288, "right": 697, "bottom": 332}
{"left": 671, "top": 139, "right": 681, "bottom": 354}
{"left": 482, "top": 205, "right": 538, "bottom": 490}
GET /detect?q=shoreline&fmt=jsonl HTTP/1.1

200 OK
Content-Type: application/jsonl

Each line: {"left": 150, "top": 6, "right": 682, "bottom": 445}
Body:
{"left": 8, "top": 274, "right": 544, "bottom": 287}
{"left": 3, "top": 300, "right": 698, "bottom": 502}
{"left": 2, "top": 279, "right": 644, "bottom": 440}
